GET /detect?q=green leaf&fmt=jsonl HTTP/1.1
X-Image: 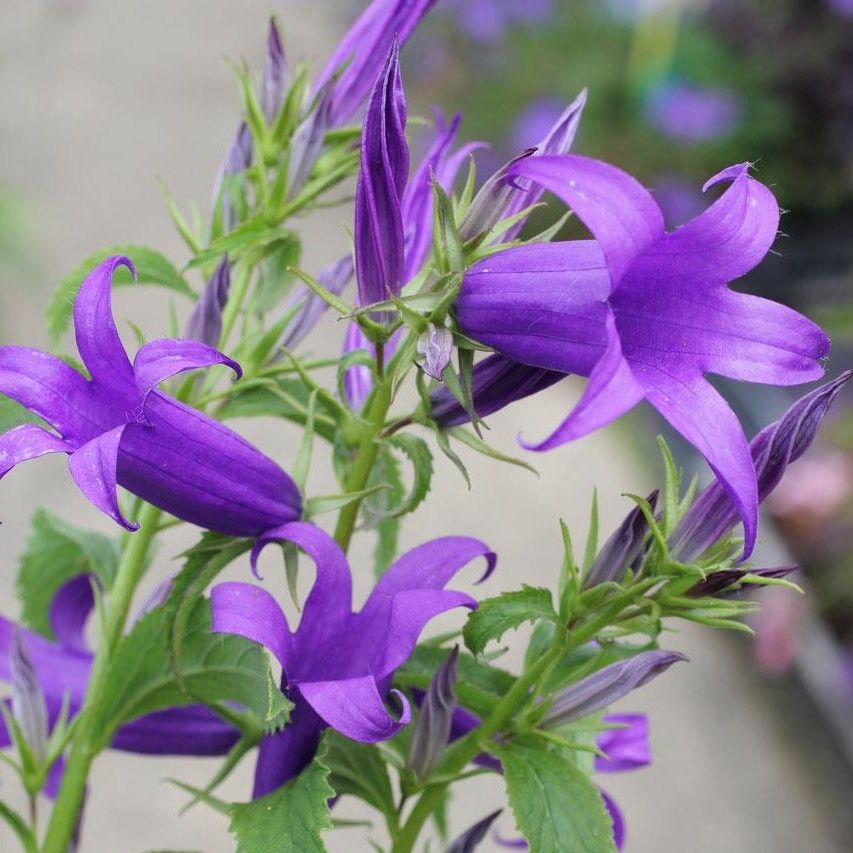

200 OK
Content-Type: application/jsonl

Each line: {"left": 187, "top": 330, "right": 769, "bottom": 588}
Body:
{"left": 385, "top": 433, "right": 434, "bottom": 518}
{"left": 657, "top": 436, "right": 683, "bottom": 536}
{"left": 229, "top": 753, "right": 334, "bottom": 853}
{"left": 16, "top": 509, "right": 120, "bottom": 638}
{"left": 91, "top": 599, "right": 290, "bottom": 748}
{"left": 463, "top": 587, "right": 558, "bottom": 656}
{"left": 324, "top": 732, "right": 396, "bottom": 826}
{"left": 493, "top": 739, "right": 616, "bottom": 853}
{"left": 582, "top": 490, "right": 600, "bottom": 575}
{"left": 46, "top": 246, "right": 195, "bottom": 347}
{"left": 0, "top": 799, "right": 37, "bottom": 853}
{"left": 447, "top": 426, "right": 538, "bottom": 475}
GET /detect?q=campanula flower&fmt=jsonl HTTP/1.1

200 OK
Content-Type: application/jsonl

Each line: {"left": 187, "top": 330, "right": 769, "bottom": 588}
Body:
{"left": 211, "top": 522, "right": 495, "bottom": 796}
{"left": 456, "top": 156, "right": 830, "bottom": 555}
{"left": 0, "top": 256, "right": 302, "bottom": 535}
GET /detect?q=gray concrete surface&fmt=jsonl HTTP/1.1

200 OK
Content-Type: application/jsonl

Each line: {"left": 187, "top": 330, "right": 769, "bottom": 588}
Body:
{"left": 0, "top": 2, "right": 850, "bottom": 850}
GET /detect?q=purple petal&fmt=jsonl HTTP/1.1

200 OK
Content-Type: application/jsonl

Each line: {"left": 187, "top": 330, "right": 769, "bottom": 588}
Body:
{"left": 342, "top": 322, "right": 375, "bottom": 411}
{"left": 601, "top": 789, "right": 626, "bottom": 850}
{"left": 133, "top": 338, "right": 241, "bottom": 403}
{"left": 354, "top": 40, "right": 409, "bottom": 311}
{"left": 430, "top": 354, "right": 563, "bottom": 428}
{"left": 210, "top": 582, "right": 291, "bottom": 669}
{"left": 519, "top": 312, "right": 643, "bottom": 451}
{"left": 184, "top": 256, "right": 231, "bottom": 347}
{"left": 446, "top": 809, "right": 503, "bottom": 853}
{"left": 0, "top": 424, "right": 71, "bottom": 479}
{"left": 508, "top": 155, "right": 665, "bottom": 285}
{"left": 112, "top": 705, "right": 239, "bottom": 756}
{"left": 297, "top": 675, "right": 411, "bottom": 743}
{"left": 417, "top": 323, "right": 453, "bottom": 380}
{"left": 69, "top": 424, "right": 138, "bottom": 531}
{"left": 73, "top": 256, "right": 136, "bottom": 393}
{"left": 212, "top": 123, "right": 253, "bottom": 231}
{"left": 686, "top": 565, "right": 798, "bottom": 598}
{"left": 595, "top": 713, "right": 650, "bottom": 773}
{"left": 48, "top": 574, "right": 95, "bottom": 656}
{"left": 0, "top": 347, "right": 100, "bottom": 443}
{"left": 315, "top": 0, "right": 438, "bottom": 126}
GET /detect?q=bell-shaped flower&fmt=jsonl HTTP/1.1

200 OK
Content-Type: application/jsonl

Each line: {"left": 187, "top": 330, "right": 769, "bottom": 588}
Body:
{"left": 0, "top": 256, "right": 301, "bottom": 535}
{"left": 670, "top": 372, "right": 851, "bottom": 561}
{"left": 210, "top": 522, "right": 495, "bottom": 796}
{"left": 456, "top": 156, "right": 831, "bottom": 555}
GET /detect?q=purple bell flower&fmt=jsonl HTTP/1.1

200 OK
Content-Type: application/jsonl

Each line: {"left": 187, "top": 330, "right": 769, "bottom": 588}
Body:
{"left": 0, "top": 256, "right": 302, "bottom": 536}
{"left": 455, "top": 156, "right": 831, "bottom": 556}
{"left": 211, "top": 522, "right": 495, "bottom": 796}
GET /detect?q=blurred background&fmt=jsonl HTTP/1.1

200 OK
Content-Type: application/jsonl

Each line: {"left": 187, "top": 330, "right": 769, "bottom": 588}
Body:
{"left": 1, "top": 1, "right": 852, "bottom": 850}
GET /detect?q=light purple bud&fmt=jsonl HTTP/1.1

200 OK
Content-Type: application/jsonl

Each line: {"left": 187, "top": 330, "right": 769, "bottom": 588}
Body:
{"left": 343, "top": 322, "right": 374, "bottom": 410}
{"left": 447, "top": 809, "right": 503, "bottom": 852}
{"left": 583, "top": 491, "right": 658, "bottom": 589}
{"left": 671, "top": 373, "right": 852, "bottom": 562}
{"left": 288, "top": 84, "right": 334, "bottom": 197}
{"left": 260, "top": 17, "right": 288, "bottom": 124}
{"left": 212, "top": 123, "right": 253, "bottom": 231}
{"left": 10, "top": 631, "right": 49, "bottom": 762}
{"left": 280, "top": 256, "right": 354, "bottom": 351}
{"left": 417, "top": 323, "right": 453, "bottom": 381}
{"left": 185, "top": 256, "right": 231, "bottom": 347}
{"left": 407, "top": 646, "right": 458, "bottom": 779}
{"left": 686, "top": 565, "right": 798, "bottom": 599}
{"left": 541, "top": 650, "right": 686, "bottom": 728}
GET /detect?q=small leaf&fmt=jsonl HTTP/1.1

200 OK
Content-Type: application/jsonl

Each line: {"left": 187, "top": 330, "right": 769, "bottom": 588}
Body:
{"left": 385, "top": 433, "right": 434, "bottom": 518}
{"left": 582, "top": 490, "right": 600, "bottom": 575}
{"left": 447, "top": 427, "right": 538, "bottom": 475}
{"left": 657, "top": 436, "right": 682, "bottom": 536}
{"left": 493, "top": 738, "right": 616, "bottom": 853}
{"left": 47, "top": 246, "right": 195, "bottom": 347}
{"left": 0, "top": 800, "right": 37, "bottom": 853}
{"left": 463, "top": 587, "right": 558, "bottom": 656}
{"left": 229, "top": 752, "right": 334, "bottom": 853}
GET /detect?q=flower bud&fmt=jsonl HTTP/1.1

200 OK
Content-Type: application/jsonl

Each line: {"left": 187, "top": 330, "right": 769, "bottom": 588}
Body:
{"left": 10, "top": 631, "right": 48, "bottom": 763}
{"left": 185, "top": 256, "right": 231, "bottom": 347}
{"left": 447, "top": 809, "right": 502, "bottom": 852}
{"left": 417, "top": 323, "right": 453, "bottom": 381}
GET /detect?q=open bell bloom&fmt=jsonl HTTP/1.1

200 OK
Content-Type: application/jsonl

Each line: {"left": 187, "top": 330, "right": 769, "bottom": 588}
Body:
{"left": 210, "top": 522, "right": 495, "bottom": 796}
{"left": 455, "top": 156, "right": 830, "bottom": 555}
{"left": 0, "top": 256, "right": 301, "bottom": 535}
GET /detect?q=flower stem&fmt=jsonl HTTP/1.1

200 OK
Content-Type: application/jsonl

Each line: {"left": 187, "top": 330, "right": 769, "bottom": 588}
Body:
{"left": 41, "top": 503, "right": 162, "bottom": 853}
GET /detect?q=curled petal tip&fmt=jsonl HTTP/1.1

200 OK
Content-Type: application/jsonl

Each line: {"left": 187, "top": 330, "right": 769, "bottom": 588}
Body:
{"left": 476, "top": 550, "right": 498, "bottom": 584}
{"left": 702, "top": 162, "right": 751, "bottom": 193}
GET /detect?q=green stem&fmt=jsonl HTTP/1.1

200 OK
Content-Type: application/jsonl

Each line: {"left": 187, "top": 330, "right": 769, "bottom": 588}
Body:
{"left": 332, "top": 379, "right": 393, "bottom": 552}
{"left": 41, "top": 503, "right": 161, "bottom": 853}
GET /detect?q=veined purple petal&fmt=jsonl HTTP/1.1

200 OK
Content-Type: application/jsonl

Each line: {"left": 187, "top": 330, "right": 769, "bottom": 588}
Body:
{"left": 10, "top": 632, "right": 49, "bottom": 762}
{"left": 354, "top": 40, "right": 409, "bottom": 312}
{"left": 133, "top": 338, "right": 241, "bottom": 405}
{"left": 0, "top": 424, "right": 71, "bottom": 479}
{"left": 429, "top": 354, "right": 563, "bottom": 428}
{"left": 260, "top": 17, "right": 287, "bottom": 124}
{"left": 541, "top": 650, "right": 686, "bottom": 727}
{"left": 342, "top": 322, "right": 375, "bottom": 410}
{"left": 73, "top": 256, "right": 136, "bottom": 394}
{"left": 595, "top": 713, "right": 650, "bottom": 773}
{"left": 69, "top": 424, "right": 137, "bottom": 531}
{"left": 49, "top": 574, "right": 95, "bottom": 657}
{"left": 508, "top": 155, "right": 665, "bottom": 285}
{"left": 671, "top": 373, "right": 853, "bottom": 561}
{"left": 315, "top": 0, "right": 438, "bottom": 127}
{"left": 112, "top": 705, "right": 239, "bottom": 756}
{"left": 184, "top": 256, "right": 231, "bottom": 347}
{"left": 210, "top": 582, "right": 291, "bottom": 669}
{"left": 297, "top": 676, "right": 411, "bottom": 743}
{"left": 280, "top": 256, "right": 354, "bottom": 350}
{"left": 417, "top": 323, "right": 453, "bottom": 380}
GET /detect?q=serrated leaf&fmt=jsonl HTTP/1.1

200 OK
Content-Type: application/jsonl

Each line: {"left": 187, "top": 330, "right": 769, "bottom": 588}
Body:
{"left": 324, "top": 732, "right": 396, "bottom": 825}
{"left": 493, "top": 739, "right": 616, "bottom": 853}
{"left": 16, "top": 509, "right": 120, "bottom": 638}
{"left": 463, "top": 587, "right": 558, "bottom": 656}
{"left": 229, "top": 752, "right": 334, "bottom": 853}
{"left": 385, "top": 433, "right": 433, "bottom": 518}
{"left": 47, "top": 246, "right": 195, "bottom": 347}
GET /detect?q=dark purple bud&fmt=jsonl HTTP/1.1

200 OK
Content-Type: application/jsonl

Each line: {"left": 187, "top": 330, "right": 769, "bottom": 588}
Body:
{"left": 354, "top": 40, "right": 409, "bottom": 316}
{"left": 584, "top": 491, "right": 658, "bottom": 589}
{"left": 458, "top": 149, "right": 536, "bottom": 243}
{"left": 671, "top": 373, "right": 852, "bottom": 562}
{"left": 288, "top": 84, "right": 334, "bottom": 198}
{"left": 417, "top": 324, "right": 453, "bottom": 381}
{"left": 447, "top": 809, "right": 503, "bottom": 852}
{"left": 686, "top": 565, "right": 798, "bottom": 598}
{"left": 280, "top": 255, "right": 354, "bottom": 351}
{"left": 407, "top": 646, "right": 458, "bottom": 779}
{"left": 430, "top": 354, "right": 563, "bottom": 428}
{"left": 315, "top": 0, "right": 439, "bottom": 127}
{"left": 541, "top": 650, "right": 686, "bottom": 728}
{"left": 260, "top": 17, "right": 288, "bottom": 124}
{"left": 10, "top": 631, "right": 48, "bottom": 762}
{"left": 185, "top": 256, "right": 231, "bottom": 347}
{"left": 212, "top": 123, "right": 253, "bottom": 231}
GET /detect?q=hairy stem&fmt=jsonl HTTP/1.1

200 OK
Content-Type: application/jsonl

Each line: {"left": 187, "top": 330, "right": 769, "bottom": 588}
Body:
{"left": 41, "top": 503, "right": 162, "bottom": 853}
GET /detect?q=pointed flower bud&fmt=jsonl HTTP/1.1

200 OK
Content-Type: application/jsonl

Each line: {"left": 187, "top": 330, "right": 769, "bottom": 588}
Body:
{"left": 447, "top": 809, "right": 503, "bottom": 852}
{"left": 288, "top": 84, "right": 334, "bottom": 197}
{"left": 10, "top": 631, "right": 49, "bottom": 763}
{"left": 541, "top": 650, "right": 686, "bottom": 729}
{"left": 260, "top": 17, "right": 288, "bottom": 124}
{"left": 407, "top": 645, "right": 458, "bottom": 779}
{"left": 583, "top": 491, "right": 658, "bottom": 589}
{"left": 354, "top": 40, "right": 409, "bottom": 316}
{"left": 185, "top": 256, "right": 231, "bottom": 347}
{"left": 417, "top": 323, "right": 453, "bottom": 381}
{"left": 212, "top": 122, "right": 253, "bottom": 231}
{"left": 686, "top": 565, "right": 797, "bottom": 598}
{"left": 670, "top": 372, "right": 852, "bottom": 562}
